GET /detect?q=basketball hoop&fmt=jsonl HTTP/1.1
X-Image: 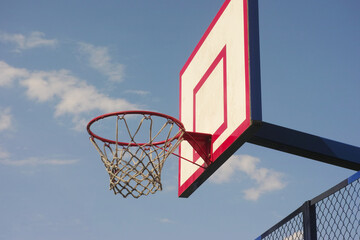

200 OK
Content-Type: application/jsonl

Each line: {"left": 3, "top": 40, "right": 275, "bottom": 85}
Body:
{"left": 86, "top": 110, "right": 211, "bottom": 198}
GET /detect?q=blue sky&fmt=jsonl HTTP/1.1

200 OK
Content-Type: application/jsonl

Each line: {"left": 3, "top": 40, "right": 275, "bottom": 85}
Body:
{"left": 0, "top": 0, "right": 359, "bottom": 239}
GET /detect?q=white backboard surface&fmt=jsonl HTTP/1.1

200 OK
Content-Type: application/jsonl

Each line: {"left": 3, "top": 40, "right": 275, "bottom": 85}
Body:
{"left": 179, "top": 0, "right": 261, "bottom": 197}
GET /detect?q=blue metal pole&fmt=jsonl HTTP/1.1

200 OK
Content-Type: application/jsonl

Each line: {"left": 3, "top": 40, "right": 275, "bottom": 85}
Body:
{"left": 248, "top": 122, "right": 360, "bottom": 170}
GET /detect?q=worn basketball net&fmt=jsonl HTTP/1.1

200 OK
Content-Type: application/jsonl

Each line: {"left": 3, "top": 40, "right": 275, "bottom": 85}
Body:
{"left": 87, "top": 111, "right": 211, "bottom": 198}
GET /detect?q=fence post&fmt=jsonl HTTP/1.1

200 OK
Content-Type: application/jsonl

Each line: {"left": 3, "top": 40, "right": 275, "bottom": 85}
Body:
{"left": 303, "top": 201, "right": 317, "bottom": 240}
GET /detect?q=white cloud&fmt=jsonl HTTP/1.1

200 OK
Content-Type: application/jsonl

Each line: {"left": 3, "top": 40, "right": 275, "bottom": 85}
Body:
{"left": 209, "top": 158, "right": 238, "bottom": 184}
{"left": 210, "top": 155, "right": 286, "bottom": 201}
{"left": 163, "top": 184, "right": 176, "bottom": 192}
{"left": 0, "top": 157, "right": 79, "bottom": 166}
{"left": 78, "top": 42, "right": 124, "bottom": 82}
{"left": 125, "top": 90, "right": 150, "bottom": 96}
{"left": 0, "top": 61, "right": 29, "bottom": 87}
{"left": 20, "top": 69, "right": 75, "bottom": 102}
{"left": 0, "top": 107, "right": 13, "bottom": 132}
{"left": 0, "top": 31, "right": 57, "bottom": 51}
{"left": 0, "top": 146, "right": 10, "bottom": 159}
{"left": 284, "top": 231, "right": 303, "bottom": 240}
{"left": 0, "top": 61, "right": 139, "bottom": 131}
{"left": 0, "top": 130, "right": 78, "bottom": 167}
{"left": 0, "top": 146, "right": 78, "bottom": 167}
{"left": 159, "top": 218, "right": 174, "bottom": 224}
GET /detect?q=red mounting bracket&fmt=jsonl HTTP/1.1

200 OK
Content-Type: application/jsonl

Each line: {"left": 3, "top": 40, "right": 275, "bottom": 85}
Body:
{"left": 183, "top": 131, "right": 212, "bottom": 166}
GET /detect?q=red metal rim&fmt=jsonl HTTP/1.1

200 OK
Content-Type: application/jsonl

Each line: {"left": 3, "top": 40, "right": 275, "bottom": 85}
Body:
{"left": 87, "top": 110, "right": 186, "bottom": 146}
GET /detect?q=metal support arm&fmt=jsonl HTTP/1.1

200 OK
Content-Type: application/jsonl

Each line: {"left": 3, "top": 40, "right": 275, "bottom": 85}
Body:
{"left": 183, "top": 131, "right": 212, "bottom": 166}
{"left": 248, "top": 122, "right": 360, "bottom": 170}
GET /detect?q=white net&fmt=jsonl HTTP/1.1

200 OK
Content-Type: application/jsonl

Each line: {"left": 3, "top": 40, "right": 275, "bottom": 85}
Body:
{"left": 89, "top": 113, "right": 184, "bottom": 198}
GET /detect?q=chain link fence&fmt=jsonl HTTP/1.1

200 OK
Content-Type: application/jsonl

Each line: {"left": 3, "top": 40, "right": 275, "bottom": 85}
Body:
{"left": 256, "top": 171, "right": 360, "bottom": 240}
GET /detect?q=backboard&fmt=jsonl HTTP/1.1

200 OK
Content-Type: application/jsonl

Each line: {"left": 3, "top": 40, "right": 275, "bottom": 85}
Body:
{"left": 179, "top": 0, "right": 261, "bottom": 197}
